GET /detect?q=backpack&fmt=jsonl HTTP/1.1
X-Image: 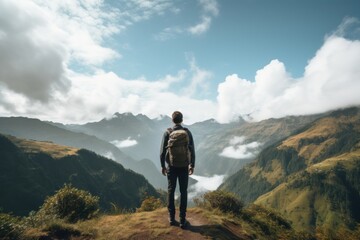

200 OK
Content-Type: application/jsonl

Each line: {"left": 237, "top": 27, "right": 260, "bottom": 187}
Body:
{"left": 166, "top": 128, "right": 190, "bottom": 167}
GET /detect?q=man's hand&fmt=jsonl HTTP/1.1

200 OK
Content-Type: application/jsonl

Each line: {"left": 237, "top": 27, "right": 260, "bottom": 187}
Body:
{"left": 162, "top": 167, "right": 167, "bottom": 176}
{"left": 188, "top": 167, "right": 194, "bottom": 175}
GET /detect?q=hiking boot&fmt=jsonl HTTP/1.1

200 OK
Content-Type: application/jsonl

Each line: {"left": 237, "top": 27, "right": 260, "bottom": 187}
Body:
{"left": 180, "top": 219, "right": 187, "bottom": 229}
{"left": 169, "top": 217, "right": 176, "bottom": 226}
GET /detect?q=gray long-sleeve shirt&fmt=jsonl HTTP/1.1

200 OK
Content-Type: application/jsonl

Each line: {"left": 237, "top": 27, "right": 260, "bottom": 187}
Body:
{"left": 160, "top": 124, "right": 195, "bottom": 169}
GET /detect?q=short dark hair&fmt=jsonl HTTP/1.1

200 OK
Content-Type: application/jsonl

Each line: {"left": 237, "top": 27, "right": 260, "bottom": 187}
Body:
{"left": 172, "top": 111, "right": 183, "bottom": 124}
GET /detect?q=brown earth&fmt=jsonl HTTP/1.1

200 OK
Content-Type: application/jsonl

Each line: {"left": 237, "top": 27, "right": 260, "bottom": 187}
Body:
{"left": 81, "top": 208, "right": 253, "bottom": 240}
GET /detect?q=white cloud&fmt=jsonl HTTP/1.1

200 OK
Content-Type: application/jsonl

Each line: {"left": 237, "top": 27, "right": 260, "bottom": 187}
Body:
{"left": 217, "top": 24, "right": 360, "bottom": 123}
{"left": 156, "top": 0, "right": 219, "bottom": 39}
{"left": 112, "top": 138, "right": 138, "bottom": 148}
{"left": 33, "top": 0, "right": 121, "bottom": 65}
{"left": 188, "top": 174, "right": 225, "bottom": 199}
{"left": 219, "top": 136, "right": 261, "bottom": 159}
{"left": 188, "top": 0, "right": 219, "bottom": 35}
{"left": 154, "top": 26, "right": 183, "bottom": 41}
{"left": 188, "top": 16, "right": 212, "bottom": 35}
{"left": 0, "top": 0, "right": 70, "bottom": 101}
{"left": 103, "top": 151, "right": 116, "bottom": 160}
{"left": 183, "top": 56, "right": 213, "bottom": 98}
{"left": 0, "top": 68, "right": 216, "bottom": 124}
{"left": 0, "top": 0, "right": 217, "bottom": 124}
{"left": 0, "top": 0, "right": 122, "bottom": 102}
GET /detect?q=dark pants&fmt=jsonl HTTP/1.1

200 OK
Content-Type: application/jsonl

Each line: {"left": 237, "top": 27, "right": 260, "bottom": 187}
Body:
{"left": 167, "top": 166, "right": 189, "bottom": 220}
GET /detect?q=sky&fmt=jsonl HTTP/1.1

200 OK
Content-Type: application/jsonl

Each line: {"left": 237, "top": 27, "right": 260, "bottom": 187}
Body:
{"left": 1, "top": 0, "right": 360, "bottom": 124}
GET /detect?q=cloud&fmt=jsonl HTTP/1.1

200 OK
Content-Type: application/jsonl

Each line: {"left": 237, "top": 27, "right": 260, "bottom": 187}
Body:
{"left": 154, "top": 0, "right": 218, "bottom": 40}
{"left": 126, "top": 0, "right": 175, "bottom": 20}
{"left": 0, "top": 0, "right": 218, "bottom": 124}
{"left": 0, "top": 0, "right": 123, "bottom": 102}
{"left": 103, "top": 151, "right": 116, "bottom": 160}
{"left": 0, "top": 67, "right": 216, "bottom": 124}
{"left": 188, "top": 0, "right": 219, "bottom": 35}
{"left": 183, "top": 56, "right": 213, "bottom": 98}
{"left": 153, "top": 26, "right": 183, "bottom": 41}
{"left": 331, "top": 16, "right": 360, "bottom": 40}
{"left": 0, "top": 0, "right": 69, "bottom": 101}
{"left": 217, "top": 19, "right": 360, "bottom": 123}
{"left": 219, "top": 136, "right": 261, "bottom": 159}
{"left": 188, "top": 174, "right": 225, "bottom": 199}
{"left": 33, "top": 0, "right": 121, "bottom": 66}
{"left": 188, "top": 16, "right": 212, "bottom": 35}
{"left": 111, "top": 138, "right": 138, "bottom": 148}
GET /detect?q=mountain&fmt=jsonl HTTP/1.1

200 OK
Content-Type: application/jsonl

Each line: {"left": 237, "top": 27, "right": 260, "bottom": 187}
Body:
{"left": 0, "top": 116, "right": 166, "bottom": 189}
{"left": 0, "top": 112, "right": 326, "bottom": 191}
{"left": 195, "top": 114, "right": 321, "bottom": 176}
{"left": 56, "top": 112, "right": 320, "bottom": 178}
{"left": 0, "top": 134, "right": 159, "bottom": 216}
{"left": 56, "top": 112, "right": 171, "bottom": 167}
{"left": 220, "top": 107, "right": 360, "bottom": 232}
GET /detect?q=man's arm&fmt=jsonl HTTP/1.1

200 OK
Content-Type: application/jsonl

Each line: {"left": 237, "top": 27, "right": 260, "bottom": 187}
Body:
{"left": 187, "top": 129, "right": 195, "bottom": 169}
{"left": 160, "top": 131, "right": 169, "bottom": 174}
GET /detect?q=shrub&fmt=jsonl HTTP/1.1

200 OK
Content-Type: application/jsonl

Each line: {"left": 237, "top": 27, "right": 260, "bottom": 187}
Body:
{"left": 137, "top": 196, "right": 163, "bottom": 212}
{"left": 44, "top": 222, "right": 81, "bottom": 239}
{"left": 38, "top": 184, "right": 99, "bottom": 223}
{"left": 0, "top": 212, "right": 22, "bottom": 239}
{"left": 194, "top": 190, "right": 244, "bottom": 215}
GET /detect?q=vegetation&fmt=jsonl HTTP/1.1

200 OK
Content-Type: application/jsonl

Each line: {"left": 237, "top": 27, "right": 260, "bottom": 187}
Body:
{"left": 136, "top": 196, "right": 164, "bottom": 212}
{"left": 36, "top": 184, "right": 99, "bottom": 223}
{"left": 0, "top": 212, "right": 22, "bottom": 240}
{"left": 221, "top": 107, "right": 360, "bottom": 234}
{"left": 0, "top": 134, "right": 159, "bottom": 216}
{"left": 194, "top": 190, "right": 244, "bottom": 215}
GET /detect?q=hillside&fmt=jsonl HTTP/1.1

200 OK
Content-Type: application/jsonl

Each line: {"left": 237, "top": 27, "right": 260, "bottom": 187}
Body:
{"left": 220, "top": 107, "right": 360, "bottom": 232}
{"left": 0, "top": 134, "right": 159, "bottom": 216}
{"left": 0, "top": 117, "right": 166, "bottom": 189}
{"left": 195, "top": 114, "right": 321, "bottom": 176}
{"left": 0, "top": 113, "right": 322, "bottom": 185}
{"left": 56, "top": 112, "right": 172, "bottom": 167}
{"left": 58, "top": 112, "right": 321, "bottom": 177}
{"left": 255, "top": 148, "right": 360, "bottom": 232}
{"left": 22, "top": 207, "right": 314, "bottom": 240}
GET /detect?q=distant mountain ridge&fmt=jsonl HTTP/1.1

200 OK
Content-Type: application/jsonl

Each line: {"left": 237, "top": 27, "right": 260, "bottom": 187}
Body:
{"left": 55, "top": 112, "right": 173, "bottom": 167}
{"left": 0, "top": 111, "right": 325, "bottom": 190}
{"left": 0, "top": 116, "right": 166, "bottom": 189}
{"left": 220, "top": 107, "right": 360, "bottom": 232}
{"left": 0, "top": 134, "right": 159, "bottom": 216}
{"left": 49, "top": 111, "right": 322, "bottom": 177}
{"left": 194, "top": 114, "right": 322, "bottom": 176}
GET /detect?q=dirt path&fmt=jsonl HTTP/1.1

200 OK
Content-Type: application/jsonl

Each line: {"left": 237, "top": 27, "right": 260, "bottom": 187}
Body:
{"left": 108, "top": 208, "right": 253, "bottom": 240}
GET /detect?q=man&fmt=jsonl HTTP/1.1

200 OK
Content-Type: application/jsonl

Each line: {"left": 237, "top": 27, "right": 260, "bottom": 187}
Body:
{"left": 160, "top": 111, "right": 195, "bottom": 229}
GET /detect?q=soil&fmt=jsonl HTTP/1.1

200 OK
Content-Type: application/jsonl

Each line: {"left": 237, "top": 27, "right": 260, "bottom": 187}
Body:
{"left": 122, "top": 208, "right": 253, "bottom": 240}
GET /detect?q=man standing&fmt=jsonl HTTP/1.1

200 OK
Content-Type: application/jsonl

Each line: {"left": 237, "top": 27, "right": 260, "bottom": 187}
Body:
{"left": 160, "top": 111, "right": 195, "bottom": 229}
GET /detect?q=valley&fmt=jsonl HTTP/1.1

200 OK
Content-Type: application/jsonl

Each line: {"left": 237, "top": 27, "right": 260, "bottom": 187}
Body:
{"left": 1, "top": 107, "right": 359, "bottom": 237}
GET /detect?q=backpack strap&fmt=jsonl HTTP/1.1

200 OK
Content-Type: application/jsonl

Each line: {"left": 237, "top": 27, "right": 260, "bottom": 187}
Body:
{"left": 166, "top": 128, "right": 173, "bottom": 135}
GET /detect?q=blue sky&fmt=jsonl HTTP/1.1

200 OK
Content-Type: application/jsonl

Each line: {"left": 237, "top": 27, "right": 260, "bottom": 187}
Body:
{"left": 1, "top": 0, "right": 360, "bottom": 124}
{"left": 104, "top": 0, "right": 360, "bottom": 97}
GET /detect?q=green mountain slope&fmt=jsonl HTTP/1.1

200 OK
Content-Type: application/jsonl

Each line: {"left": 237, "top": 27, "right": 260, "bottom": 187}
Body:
{"left": 0, "top": 134, "right": 158, "bottom": 216}
{"left": 56, "top": 112, "right": 171, "bottom": 167}
{"left": 255, "top": 148, "right": 360, "bottom": 232}
{"left": 196, "top": 114, "right": 321, "bottom": 176}
{"left": 220, "top": 107, "right": 360, "bottom": 231}
{"left": 0, "top": 117, "right": 166, "bottom": 189}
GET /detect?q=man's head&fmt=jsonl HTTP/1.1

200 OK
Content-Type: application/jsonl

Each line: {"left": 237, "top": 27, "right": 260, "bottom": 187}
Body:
{"left": 172, "top": 111, "right": 183, "bottom": 124}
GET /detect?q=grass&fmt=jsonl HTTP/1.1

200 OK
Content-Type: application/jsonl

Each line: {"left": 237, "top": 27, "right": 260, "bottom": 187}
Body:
{"left": 9, "top": 136, "right": 79, "bottom": 159}
{"left": 280, "top": 117, "right": 340, "bottom": 150}
{"left": 18, "top": 205, "right": 360, "bottom": 240}
{"left": 306, "top": 149, "right": 360, "bottom": 174}
{"left": 76, "top": 208, "right": 173, "bottom": 239}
